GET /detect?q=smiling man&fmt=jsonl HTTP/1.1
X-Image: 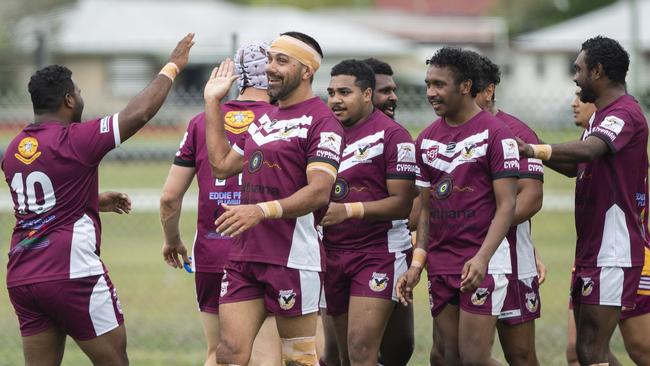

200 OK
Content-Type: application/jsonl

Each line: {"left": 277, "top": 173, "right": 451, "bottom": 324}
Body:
{"left": 320, "top": 59, "right": 415, "bottom": 366}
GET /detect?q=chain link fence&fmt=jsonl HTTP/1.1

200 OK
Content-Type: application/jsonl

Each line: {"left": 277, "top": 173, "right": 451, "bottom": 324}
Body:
{"left": 0, "top": 86, "right": 643, "bottom": 365}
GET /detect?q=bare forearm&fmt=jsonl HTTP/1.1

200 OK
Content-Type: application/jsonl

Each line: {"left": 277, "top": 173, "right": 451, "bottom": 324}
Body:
{"left": 477, "top": 204, "right": 514, "bottom": 260}
{"left": 118, "top": 76, "right": 173, "bottom": 142}
{"left": 160, "top": 199, "right": 182, "bottom": 242}
{"left": 205, "top": 99, "right": 240, "bottom": 178}
{"left": 362, "top": 196, "right": 413, "bottom": 221}
{"left": 276, "top": 183, "right": 331, "bottom": 219}
{"left": 543, "top": 160, "right": 578, "bottom": 177}
{"left": 415, "top": 205, "right": 430, "bottom": 251}
{"left": 513, "top": 181, "right": 543, "bottom": 225}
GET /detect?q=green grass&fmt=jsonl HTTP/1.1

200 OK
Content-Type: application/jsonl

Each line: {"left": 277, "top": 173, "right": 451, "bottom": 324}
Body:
{"left": 0, "top": 128, "right": 638, "bottom": 365}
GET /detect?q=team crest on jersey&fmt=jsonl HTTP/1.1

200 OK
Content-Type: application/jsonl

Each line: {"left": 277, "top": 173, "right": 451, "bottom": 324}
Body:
{"left": 224, "top": 110, "right": 255, "bottom": 134}
{"left": 113, "top": 288, "right": 124, "bottom": 314}
{"left": 278, "top": 123, "right": 300, "bottom": 138}
{"left": 434, "top": 176, "right": 453, "bottom": 200}
{"left": 525, "top": 292, "right": 538, "bottom": 313}
{"left": 471, "top": 288, "right": 490, "bottom": 306}
{"left": 581, "top": 277, "right": 594, "bottom": 296}
{"left": 461, "top": 142, "right": 477, "bottom": 160}
{"left": 15, "top": 137, "right": 41, "bottom": 165}
{"left": 248, "top": 150, "right": 264, "bottom": 173}
{"left": 332, "top": 177, "right": 349, "bottom": 201}
{"left": 397, "top": 143, "right": 416, "bottom": 163}
{"left": 600, "top": 115, "right": 624, "bottom": 135}
{"left": 278, "top": 289, "right": 297, "bottom": 310}
{"left": 318, "top": 132, "right": 342, "bottom": 154}
{"left": 501, "top": 139, "right": 519, "bottom": 160}
{"left": 424, "top": 146, "right": 439, "bottom": 163}
{"left": 369, "top": 272, "right": 389, "bottom": 292}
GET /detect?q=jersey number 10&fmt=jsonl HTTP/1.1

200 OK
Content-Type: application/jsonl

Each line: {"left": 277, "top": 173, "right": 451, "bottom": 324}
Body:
{"left": 10, "top": 171, "right": 56, "bottom": 215}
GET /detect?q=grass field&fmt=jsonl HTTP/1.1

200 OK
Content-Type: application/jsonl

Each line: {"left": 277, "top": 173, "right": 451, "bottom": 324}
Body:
{"left": 0, "top": 127, "right": 639, "bottom": 365}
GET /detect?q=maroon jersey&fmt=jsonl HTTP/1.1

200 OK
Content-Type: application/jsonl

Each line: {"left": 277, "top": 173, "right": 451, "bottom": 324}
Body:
{"left": 497, "top": 110, "right": 544, "bottom": 279}
{"left": 575, "top": 94, "right": 649, "bottom": 267}
{"left": 231, "top": 97, "right": 344, "bottom": 271}
{"left": 2, "top": 115, "right": 121, "bottom": 287}
{"left": 323, "top": 110, "right": 415, "bottom": 253}
{"left": 415, "top": 110, "right": 519, "bottom": 275}
{"left": 174, "top": 100, "right": 275, "bottom": 273}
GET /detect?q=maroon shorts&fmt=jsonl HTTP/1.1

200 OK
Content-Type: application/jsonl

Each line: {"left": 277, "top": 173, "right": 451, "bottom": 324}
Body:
{"left": 427, "top": 273, "right": 508, "bottom": 317}
{"left": 195, "top": 272, "right": 224, "bottom": 314}
{"left": 498, "top": 275, "right": 541, "bottom": 325}
{"left": 8, "top": 274, "right": 124, "bottom": 340}
{"left": 621, "top": 268, "right": 650, "bottom": 320}
{"left": 323, "top": 249, "right": 410, "bottom": 316}
{"left": 570, "top": 266, "right": 642, "bottom": 309}
{"left": 219, "top": 260, "right": 322, "bottom": 317}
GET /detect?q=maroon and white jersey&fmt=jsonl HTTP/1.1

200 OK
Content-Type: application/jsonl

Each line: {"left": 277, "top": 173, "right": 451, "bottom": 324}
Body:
{"left": 497, "top": 110, "right": 544, "bottom": 279}
{"left": 2, "top": 115, "right": 121, "bottom": 287}
{"left": 231, "top": 97, "right": 344, "bottom": 271}
{"left": 575, "top": 94, "right": 649, "bottom": 268}
{"left": 323, "top": 110, "right": 416, "bottom": 253}
{"left": 174, "top": 100, "right": 275, "bottom": 273}
{"left": 415, "top": 110, "right": 519, "bottom": 275}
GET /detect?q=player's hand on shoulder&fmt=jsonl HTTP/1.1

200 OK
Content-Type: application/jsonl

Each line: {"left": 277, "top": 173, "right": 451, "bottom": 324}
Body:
{"left": 98, "top": 191, "right": 132, "bottom": 214}
{"left": 169, "top": 33, "right": 195, "bottom": 72}
{"left": 320, "top": 203, "right": 348, "bottom": 226}
{"left": 162, "top": 239, "right": 190, "bottom": 269}
{"left": 396, "top": 266, "right": 423, "bottom": 306}
{"left": 204, "top": 59, "right": 239, "bottom": 102}
{"left": 460, "top": 254, "right": 488, "bottom": 293}
{"left": 215, "top": 203, "right": 264, "bottom": 237}
{"left": 515, "top": 136, "right": 534, "bottom": 158}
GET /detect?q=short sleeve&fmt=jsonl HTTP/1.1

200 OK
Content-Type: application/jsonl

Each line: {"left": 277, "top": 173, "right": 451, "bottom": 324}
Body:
{"left": 488, "top": 127, "right": 520, "bottom": 180}
{"left": 305, "top": 116, "right": 344, "bottom": 174}
{"left": 516, "top": 128, "right": 544, "bottom": 181}
{"left": 385, "top": 128, "right": 416, "bottom": 180}
{"left": 232, "top": 125, "right": 249, "bottom": 156}
{"left": 415, "top": 134, "right": 432, "bottom": 188}
{"left": 173, "top": 117, "right": 197, "bottom": 167}
{"left": 68, "top": 113, "right": 121, "bottom": 166}
{"left": 589, "top": 110, "right": 634, "bottom": 153}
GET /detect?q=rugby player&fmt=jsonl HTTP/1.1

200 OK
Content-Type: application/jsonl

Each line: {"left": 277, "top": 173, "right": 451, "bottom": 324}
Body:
{"left": 204, "top": 32, "right": 344, "bottom": 366}
{"left": 474, "top": 53, "right": 544, "bottom": 366}
{"left": 159, "top": 41, "right": 281, "bottom": 366}
{"left": 320, "top": 59, "right": 416, "bottom": 366}
{"left": 1, "top": 33, "right": 194, "bottom": 365}
{"left": 397, "top": 47, "right": 519, "bottom": 365}
{"left": 518, "top": 36, "right": 649, "bottom": 366}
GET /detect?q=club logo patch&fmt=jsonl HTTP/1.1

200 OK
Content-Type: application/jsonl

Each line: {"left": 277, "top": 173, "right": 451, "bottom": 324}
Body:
{"left": 501, "top": 138, "right": 519, "bottom": 160}
{"left": 424, "top": 145, "right": 439, "bottom": 163}
{"left": 318, "top": 132, "right": 342, "bottom": 154}
{"left": 581, "top": 277, "right": 594, "bottom": 296}
{"left": 279, "top": 124, "right": 300, "bottom": 138}
{"left": 471, "top": 288, "right": 490, "bottom": 306}
{"left": 397, "top": 143, "right": 416, "bottom": 163}
{"left": 434, "top": 176, "right": 453, "bottom": 200}
{"left": 354, "top": 143, "right": 373, "bottom": 161}
{"left": 278, "top": 289, "right": 297, "bottom": 310}
{"left": 248, "top": 150, "right": 263, "bottom": 173}
{"left": 332, "top": 177, "right": 349, "bottom": 201}
{"left": 15, "top": 137, "right": 41, "bottom": 165}
{"left": 600, "top": 115, "right": 624, "bottom": 135}
{"left": 525, "top": 292, "right": 538, "bottom": 313}
{"left": 224, "top": 110, "right": 255, "bottom": 134}
{"left": 369, "top": 272, "right": 389, "bottom": 292}
{"left": 461, "top": 142, "right": 476, "bottom": 159}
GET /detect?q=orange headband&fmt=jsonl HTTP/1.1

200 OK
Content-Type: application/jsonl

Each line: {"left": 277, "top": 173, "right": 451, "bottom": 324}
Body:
{"left": 270, "top": 35, "right": 322, "bottom": 72}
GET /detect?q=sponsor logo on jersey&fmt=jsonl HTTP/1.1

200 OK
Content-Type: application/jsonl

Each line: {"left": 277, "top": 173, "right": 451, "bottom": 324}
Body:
{"left": 369, "top": 272, "right": 389, "bottom": 292}
{"left": 445, "top": 142, "right": 456, "bottom": 153}
{"left": 278, "top": 289, "right": 297, "bottom": 310}
{"left": 581, "top": 277, "right": 594, "bottom": 296}
{"left": 15, "top": 137, "right": 41, "bottom": 164}
{"left": 501, "top": 139, "right": 519, "bottom": 160}
{"left": 332, "top": 177, "right": 349, "bottom": 201}
{"left": 100, "top": 116, "right": 110, "bottom": 134}
{"left": 248, "top": 150, "right": 264, "bottom": 173}
{"left": 525, "top": 291, "right": 539, "bottom": 313}
{"left": 637, "top": 193, "right": 646, "bottom": 207}
{"left": 434, "top": 176, "right": 453, "bottom": 199}
{"left": 471, "top": 288, "right": 490, "bottom": 306}
{"left": 224, "top": 110, "right": 255, "bottom": 134}
{"left": 504, "top": 160, "right": 520, "bottom": 170}
{"left": 397, "top": 143, "right": 416, "bottom": 163}
{"left": 431, "top": 208, "right": 475, "bottom": 219}
{"left": 599, "top": 115, "right": 625, "bottom": 135}
{"left": 318, "top": 132, "right": 342, "bottom": 154}
{"left": 425, "top": 146, "right": 439, "bottom": 163}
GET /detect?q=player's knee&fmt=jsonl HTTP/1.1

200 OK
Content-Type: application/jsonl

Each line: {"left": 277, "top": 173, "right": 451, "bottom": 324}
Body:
{"left": 459, "top": 349, "right": 491, "bottom": 366}
{"left": 216, "top": 338, "right": 247, "bottom": 365}
{"left": 624, "top": 335, "right": 650, "bottom": 364}
{"left": 429, "top": 345, "right": 446, "bottom": 366}
{"left": 281, "top": 336, "right": 317, "bottom": 366}
{"left": 566, "top": 340, "right": 579, "bottom": 365}
{"left": 347, "top": 329, "right": 375, "bottom": 362}
{"left": 379, "top": 336, "right": 414, "bottom": 366}
{"left": 503, "top": 343, "right": 536, "bottom": 365}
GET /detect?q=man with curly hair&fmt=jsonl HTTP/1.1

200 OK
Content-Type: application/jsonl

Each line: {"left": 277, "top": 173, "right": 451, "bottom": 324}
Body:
{"left": 396, "top": 47, "right": 518, "bottom": 365}
{"left": 519, "top": 36, "right": 649, "bottom": 366}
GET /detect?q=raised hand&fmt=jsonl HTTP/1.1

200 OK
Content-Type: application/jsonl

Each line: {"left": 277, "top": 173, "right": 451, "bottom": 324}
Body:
{"left": 204, "top": 59, "right": 239, "bottom": 102}
{"left": 169, "top": 33, "right": 195, "bottom": 72}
